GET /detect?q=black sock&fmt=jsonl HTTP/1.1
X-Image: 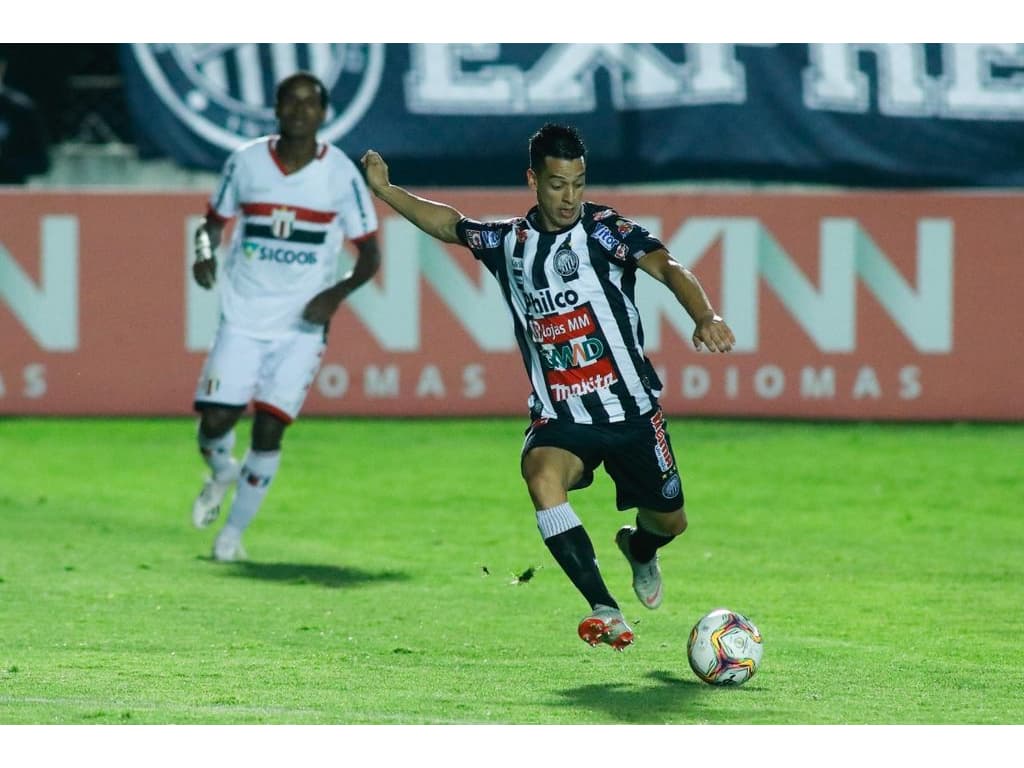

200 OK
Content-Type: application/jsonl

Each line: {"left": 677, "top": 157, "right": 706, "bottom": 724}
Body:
{"left": 629, "top": 516, "right": 676, "bottom": 563}
{"left": 543, "top": 526, "right": 618, "bottom": 610}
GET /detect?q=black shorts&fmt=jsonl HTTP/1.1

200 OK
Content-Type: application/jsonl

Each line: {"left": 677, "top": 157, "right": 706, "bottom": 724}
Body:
{"left": 521, "top": 408, "right": 684, "bottom": 513}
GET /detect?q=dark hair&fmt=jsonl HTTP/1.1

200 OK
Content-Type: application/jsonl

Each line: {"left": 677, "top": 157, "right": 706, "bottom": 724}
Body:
{"left": 275, "top": 71, "right": 328, "bottom": 109}
{"left": 529, "top": 123, "right": 586, "bottom": 172}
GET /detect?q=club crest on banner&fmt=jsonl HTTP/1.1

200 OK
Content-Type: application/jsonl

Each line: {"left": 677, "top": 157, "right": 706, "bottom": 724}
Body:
{"left": 128, "top": 44, "right": 385, "bottom": 150}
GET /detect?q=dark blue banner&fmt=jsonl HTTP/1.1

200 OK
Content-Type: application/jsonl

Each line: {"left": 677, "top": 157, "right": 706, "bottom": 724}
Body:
{"left": 120, "top": 43, "right": 1024, "bottom": 188}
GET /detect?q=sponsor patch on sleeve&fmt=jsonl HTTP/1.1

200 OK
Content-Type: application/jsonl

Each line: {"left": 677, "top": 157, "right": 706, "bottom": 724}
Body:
{"left": 592, "top": 224, "right": 620, "bottom": 252}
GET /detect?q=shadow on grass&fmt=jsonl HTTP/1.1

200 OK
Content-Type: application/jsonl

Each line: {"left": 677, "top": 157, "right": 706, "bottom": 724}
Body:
{"left": 206, "top": 559, "right": 411, "bottom": 589}
{"left": 557, "top": 669, "right": 729, "bottom": 723}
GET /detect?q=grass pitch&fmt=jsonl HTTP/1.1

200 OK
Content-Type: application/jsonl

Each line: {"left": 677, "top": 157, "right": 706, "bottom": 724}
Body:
{"left": 0, "top": 417, "right": 1021, "bottom": 726}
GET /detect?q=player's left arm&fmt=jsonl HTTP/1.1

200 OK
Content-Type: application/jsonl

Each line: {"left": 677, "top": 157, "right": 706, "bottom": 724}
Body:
{"left": 638, "top": 248, "right": 735, "bottom": 353}
{"left": 302, "top": 234, "right": 381, "bottom": 325}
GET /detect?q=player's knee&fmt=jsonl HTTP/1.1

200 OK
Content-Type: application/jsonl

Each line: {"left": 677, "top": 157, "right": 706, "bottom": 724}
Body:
{"left": 199, "top": 407, "right": 241, "bottom": 439}
{"left": 641, "top": 506, "right": 687, "bottom": 537}
{"left": 251, "top": 412, "right": 287, "bottom": 452}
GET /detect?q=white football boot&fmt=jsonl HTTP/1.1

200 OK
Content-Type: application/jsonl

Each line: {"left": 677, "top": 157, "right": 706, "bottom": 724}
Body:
{"left": 212, "top": 526, "right": 247, "bottom": 563}
{"left": 191, "top": 460, "right": 240, "bottom": 529}
{"left": 577, "top": 604, "right": 635, "bottom": 651}
{"left": 616, "top": 525, "right": 664, "bottom": 610}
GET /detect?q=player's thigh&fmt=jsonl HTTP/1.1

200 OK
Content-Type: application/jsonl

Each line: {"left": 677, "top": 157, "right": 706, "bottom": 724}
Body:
{"left": 193, "top": 325, "right": 263, "bottom": 409}
{"left": 603, "top": 409, "right": 685, "bottom": 513}
{"left": 521, "top": 418, "right": 601, "bottom": 492}
{"left": 253, "top": 330, "right": 327, "bottom": 423}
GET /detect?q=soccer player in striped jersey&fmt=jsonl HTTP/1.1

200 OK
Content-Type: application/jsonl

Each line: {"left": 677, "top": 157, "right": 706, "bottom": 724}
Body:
{"left": 190, "top": 72, "right": 380, "bottom": 562}
{"left": 361, "top": 124, "right": 735, "bottom": 651}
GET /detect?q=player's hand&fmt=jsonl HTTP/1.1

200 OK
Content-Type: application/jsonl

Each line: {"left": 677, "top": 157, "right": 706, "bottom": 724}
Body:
{"left": 360, "top": 149, "right": 390, "bottom": 196}
{"left": 193, "top": 258, "right": 217, "bottom": 289}
{"left": 302, "top": 284, "right": 348, "bottom": 325}
{"left": 692, "top": 313, "right": 735, "bottom": 353}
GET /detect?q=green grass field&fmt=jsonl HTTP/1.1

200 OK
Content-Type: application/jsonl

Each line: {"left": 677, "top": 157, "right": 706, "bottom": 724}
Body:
{"left": 1, "top": 417, "right": 1021, "bottom": 727}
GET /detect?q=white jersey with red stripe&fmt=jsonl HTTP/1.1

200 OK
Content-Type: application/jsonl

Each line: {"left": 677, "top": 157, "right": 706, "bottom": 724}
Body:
{"left": 207, "top": 135, "right": 378, "bottom": 338}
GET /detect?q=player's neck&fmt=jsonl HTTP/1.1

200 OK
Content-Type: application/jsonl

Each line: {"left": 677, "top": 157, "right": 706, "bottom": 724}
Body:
{"left": 274, "top": 135, "right": 319, "bottom": 173}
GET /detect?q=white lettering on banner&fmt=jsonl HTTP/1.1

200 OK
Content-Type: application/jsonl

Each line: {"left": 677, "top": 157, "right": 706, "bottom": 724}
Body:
{"left": 0, "top": 216, "right": 79, "bottom": 351}
{"left": 463, "top": 364, "right": 486, "bottom": 398}
{"left": 405, "top": 43, "right": 753, "bottom": 114}
{"left": 317, "top": 365, "right": 349, "bottom": 398}
{"left": 803, "top": 44, "right": 935, "bottom": 117}
{"left": 638, "top": 216, "right": 953, "bottom": 353}
{"left": 315, "top": 363, "right": 488, "bottom": 400}
{"left": 365, "top": 365, "right": 400, "bottom": 397}
{"left": 675, "top": 364, "right": 922, "bottom": 401}
{"left": 24, "top": 363, "right": 46, "bottom": 398}
{"left": 801, "top": 367, "right": 837, "bottom": 398}
{"left": 0, "top": 364, "right": 47, "bottom": 399}
{"left": 416, "top": 365, "right": 445, "bottom": 398}
{"left": 940, "top": 44, "right": 1024, "bottom": 120}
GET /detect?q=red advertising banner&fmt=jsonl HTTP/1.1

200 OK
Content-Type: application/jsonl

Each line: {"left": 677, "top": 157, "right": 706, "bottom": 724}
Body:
{"left": 1, "top": 189, "right": 1021, "bottom": 420}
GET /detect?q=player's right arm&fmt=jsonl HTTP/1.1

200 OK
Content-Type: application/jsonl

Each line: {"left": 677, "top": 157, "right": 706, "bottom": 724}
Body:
{"left": 360, "top": 150, "right": 462, "bottom": 244}
{"left": 192, "top": 214, "right": 227, "bottom": 289}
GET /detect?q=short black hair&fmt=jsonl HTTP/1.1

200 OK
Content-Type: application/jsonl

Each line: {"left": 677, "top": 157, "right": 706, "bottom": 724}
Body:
{"left": 529, "top": 123, "right": 586, "bottom": 173}
{"left": 275, "top": 71, "right": 328, "bottom": 109}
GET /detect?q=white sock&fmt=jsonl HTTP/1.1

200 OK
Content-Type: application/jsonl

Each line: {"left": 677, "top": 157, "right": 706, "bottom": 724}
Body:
{"left": 536, "top": 502, "right": 583, "bottom": 540}
{"left": 223, "top": 450, "right": 281, "bottom": 536}
{"left": 198, "top": 427, "right": 237, "bottom": 481}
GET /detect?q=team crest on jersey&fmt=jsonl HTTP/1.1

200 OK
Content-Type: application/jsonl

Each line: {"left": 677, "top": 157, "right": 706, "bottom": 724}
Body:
{"left": 466, "top": 229, "right": 484, "bottom": 249}
{"left": 615, "top": 219, "right": 634, "bottom": 236}
{"left": 553, "top": 244, "right": 580, "bottom": 279}
{"left": 271, "top": 208, "right": 296, "bottom": 239}
{"left": 127, "top": 44, "right": 385, "bottom": 150}
{"left": 613, "top": 243, "right": 630, "bottom": 261}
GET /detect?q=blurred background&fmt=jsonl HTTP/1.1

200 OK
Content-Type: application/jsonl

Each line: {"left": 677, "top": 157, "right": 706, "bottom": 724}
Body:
{"left": 1, "top": 43, "right": 1022, "bottom": 420}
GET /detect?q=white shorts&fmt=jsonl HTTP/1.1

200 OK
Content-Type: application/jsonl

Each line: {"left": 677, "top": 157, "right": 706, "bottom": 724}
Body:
{"left": 193, "top": 324, "right": 326, "bottom": 423}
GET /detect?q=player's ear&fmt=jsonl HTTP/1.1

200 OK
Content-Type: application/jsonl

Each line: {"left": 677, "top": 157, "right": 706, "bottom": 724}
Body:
{"left": 526, "top": 168, "right": 538, "bottom": 192}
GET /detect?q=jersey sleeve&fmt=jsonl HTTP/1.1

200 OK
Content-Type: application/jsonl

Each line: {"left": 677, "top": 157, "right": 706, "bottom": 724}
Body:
{"left": 455, "top": 217, "right": 511, "bottom": 272}
{"left": 207, "top": 151, "right": 241, "bottom": 221}
{"left": 588, "top": 207, "right": 665, "bottom": 266}
{"left": 336, "top": 153, "right": 379, "bottom": 242}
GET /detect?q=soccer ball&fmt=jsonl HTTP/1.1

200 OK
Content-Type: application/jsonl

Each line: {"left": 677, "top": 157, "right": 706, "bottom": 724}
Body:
{"left": 687, "top": 608, "right": 763, "bottom": 686}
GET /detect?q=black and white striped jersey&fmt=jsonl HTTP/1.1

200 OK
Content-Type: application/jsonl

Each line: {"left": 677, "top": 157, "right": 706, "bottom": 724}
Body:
{"left": 456, "top": 202, "right": 666, "bottom": 424}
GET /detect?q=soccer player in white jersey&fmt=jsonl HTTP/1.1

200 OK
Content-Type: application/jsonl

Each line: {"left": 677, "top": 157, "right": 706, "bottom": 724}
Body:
{"left": 360, "top": 124, "right": 735, "bottom": 650}
{"left": 190, "top": 72, "right": 380, "bottom": 562}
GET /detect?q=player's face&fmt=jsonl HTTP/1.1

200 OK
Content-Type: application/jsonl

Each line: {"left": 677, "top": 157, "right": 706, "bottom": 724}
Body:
{"left": 528, "top": 156, "right": 586, "bottom": 231}
{"left": 275, "top": 80, "right": 326, "bottom": 139}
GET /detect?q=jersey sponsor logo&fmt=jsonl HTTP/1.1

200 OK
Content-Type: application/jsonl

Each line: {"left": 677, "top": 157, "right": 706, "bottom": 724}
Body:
{"left": 553, "top": 244, "right": 580, "bottom": 278}
{"left": 650, "top": 409, "right": 675, "bottom": 472}
{"left": 592, "top": 224, "right": 620, "bottom": 252}
{"left": 529, "top": 307, "right": 594, "bottom": 345}
{"left": 526, "top": 287, "right": 579, "bottom": 315}
{"left": 545, "top": 357, "right": 619, "bottom": 402}
{"left": 541, "top": 337, "right": 606, "bottom": 370}
{"left": 128, "top": 44, "right": 385, "bottom": 150}
{"left": 271, "top": 207, "right": 297, "bottom": 239}
{"left": 243, "top": 240, "right": 318, "bottom": 264}
{"left": 481, "top": 230, "right": 502, "bottom": 248}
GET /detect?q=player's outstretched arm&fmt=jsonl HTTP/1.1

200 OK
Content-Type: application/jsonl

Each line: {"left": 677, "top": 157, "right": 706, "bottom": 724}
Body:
{"left": 361, "top": 150, "right": 463, "bottom": 244}
{"left": 639, "top": 248, "right": 735, "bottom": 353}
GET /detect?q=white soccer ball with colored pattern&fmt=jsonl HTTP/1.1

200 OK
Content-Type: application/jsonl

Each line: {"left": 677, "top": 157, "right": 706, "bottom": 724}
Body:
{"left": 687, "top": 608, "right": 763, "bottom": 686}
